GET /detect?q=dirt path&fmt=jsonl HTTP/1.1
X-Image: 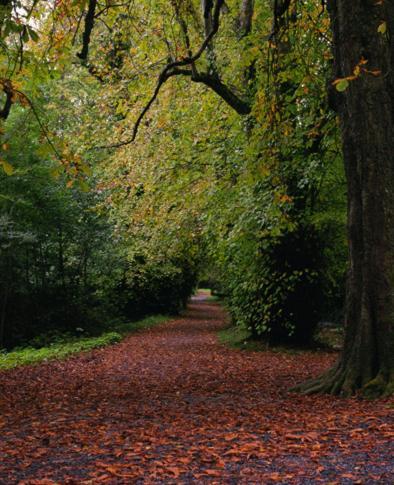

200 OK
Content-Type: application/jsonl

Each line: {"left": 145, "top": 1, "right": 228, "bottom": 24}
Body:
{"left": 0, "top": 297, "right": 393, "bottom": 484}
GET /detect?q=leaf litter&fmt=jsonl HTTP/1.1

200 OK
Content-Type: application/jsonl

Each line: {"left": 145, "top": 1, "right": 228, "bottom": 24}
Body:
{"left": 0, "top": 298, "right": 393, "bottom": 483}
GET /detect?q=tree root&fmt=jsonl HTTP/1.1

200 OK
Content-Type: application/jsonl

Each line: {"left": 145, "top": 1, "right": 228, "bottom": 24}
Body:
{"left": 291, "top": 366, "right": 394, "bottom": 398}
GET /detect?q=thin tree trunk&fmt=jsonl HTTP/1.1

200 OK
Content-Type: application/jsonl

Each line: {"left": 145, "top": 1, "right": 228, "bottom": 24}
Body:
{"left": 0, "top": 249, "right": 10, "bottom": 349}
{"left": 239, "top": 0, "right": 254, "bottom": 36}
{"left": 0, "top": 284, "right": 8, "bottom": 349}
{"left": 58, "top": 224, "right": 65, "bottom": 289}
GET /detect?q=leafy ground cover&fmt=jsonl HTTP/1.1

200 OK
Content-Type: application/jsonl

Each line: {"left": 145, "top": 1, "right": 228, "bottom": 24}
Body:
{"left": 0, "top": 297, "right": 393, "bottom": 483}
{"left": 0, "top": 315, "right": 168, "bottom": 371}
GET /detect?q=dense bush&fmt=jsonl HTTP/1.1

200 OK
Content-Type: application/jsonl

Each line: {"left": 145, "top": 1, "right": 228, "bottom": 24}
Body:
{"left": 119, "top": 257, "right": 198, "bottom": 318}
{"left": 222, "top": 224, "right": 325, "bottom": 344}
{"left": 201, "top": 112, "right": 347, "bottom": 346}
{"left": 207, "top": 219, "right": 346, "bottom": 346}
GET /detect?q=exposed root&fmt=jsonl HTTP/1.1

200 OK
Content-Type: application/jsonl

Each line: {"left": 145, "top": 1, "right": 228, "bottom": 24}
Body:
{"left": 291, "top": 366, "right": 394, "bottom": 398}
{"left": 362, "top": 373, "right": 394, "bottom": 399}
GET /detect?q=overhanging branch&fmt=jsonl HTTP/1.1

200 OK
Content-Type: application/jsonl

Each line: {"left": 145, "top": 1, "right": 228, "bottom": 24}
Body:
{"left": 102, "top": 65, "right": 251, "bottom": 149}
{"left": 107, "top": 0, "right": 252, "bottom": 147}
{"left": 192, "top": 72, "right": 251, "bottom": 115}
{"left": 77, "top": 0, "right": 97, "bottom": 61}
{"left": 0, "top": 80, "right": 13, "bottom": 120}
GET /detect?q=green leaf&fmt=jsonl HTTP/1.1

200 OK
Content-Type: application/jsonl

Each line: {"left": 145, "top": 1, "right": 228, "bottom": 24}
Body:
{"left": 28, "top": 27, "right": 39, "bottom": 42}
{"left": 335, "top": 79, "right": 349, "bottom": 92}
{"left": 22, "top": 27, "right": 29, "bottom": 43}
{"left": 79, "top": 163, "right": 92, "bottom": 176}
{"left": 78, "top": 179, "right": 90, "bottom": 192}
{"left": 50, "top": 166, "right": 63, "bottom": 179}
{"left": 5, "top": 20, "right": 21, "bottom": 35}
{"left": 36, "top": 143, "right": 54, "bottom": 157}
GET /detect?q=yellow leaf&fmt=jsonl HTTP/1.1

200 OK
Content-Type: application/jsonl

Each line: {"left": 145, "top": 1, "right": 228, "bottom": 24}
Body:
{"left": 0, "top": 160, "right": 14, "bottom": 175}
{"left": 377, "top": 22, "right": 387, "bottom": 34}
{"left": 79, "top": 163, "right": 92, "bottom": 176}
{"left": 50, "top": 167, "right": 62, "bottom": 179}
{"left": 36, "top": 143, "right": 53, "bottom": 157}
{"left": 79, "top": 179, "right": 89, "bottom": 192}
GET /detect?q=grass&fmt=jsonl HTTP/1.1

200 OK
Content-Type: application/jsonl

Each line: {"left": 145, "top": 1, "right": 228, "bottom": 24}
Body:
{"left": 219, "top": 324, "right": 344, "bottom": 353}
{"left": 207, "top": 294, "right": 221, "bottom": 302}
{"left": 197, "top": 288, "right": 223, "bottom": 302}
{"left": 110, "top": 314, "right": 170, "bottom": 335}
{"left": 0, "top": 315, "right": 170, "bottom": 371}
{"left": 218, "top": 326, "right": 268, "bottom": 351}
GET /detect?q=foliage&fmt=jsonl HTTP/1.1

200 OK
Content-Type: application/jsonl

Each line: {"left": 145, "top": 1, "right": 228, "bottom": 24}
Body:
{"left": 0, "top": 104, "right": 115, "bottom": 347}
{"left": 196, "top": 1, "right": 347, "bottom": 344}
{"left": 0, "top": 0, "right": 348, "bottom": 349}
{"left": 0, "top": 91, "right": 197, "bottom": 349}
{"left": 0, "top": 313, "right": 169, "bottom": 370}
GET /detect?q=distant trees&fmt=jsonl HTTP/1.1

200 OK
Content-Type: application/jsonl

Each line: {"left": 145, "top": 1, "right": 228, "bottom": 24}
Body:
{"left": 0, "top": 97, "right": 198, "bottom": 349}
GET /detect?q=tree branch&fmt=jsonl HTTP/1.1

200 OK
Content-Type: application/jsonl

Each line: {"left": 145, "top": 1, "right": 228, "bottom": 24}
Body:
{"left": 269, "top": 0, "right": 292, "bottom": 40}
{"left": 101, "top": 65, "right": 251, "bottom": 149}
{"left": 202, "top": 0, "right": 214, "bottom": 38}
{"left": 189, "top": 71, "right": 251, "bottom": 115}
{"left": 103, "top": 68, "right": 186, "bottom": 149}
{"left": 99, "top": 0, "right": 251, "bottom": 149}
{"left": 77, "top": 0, "right": 97, "bottom": 61}
{"left": 109, "top": 0, "right": 238, "bottom": 146}
{"left": 0, "top": 80, "right": 13, "bottom": 120}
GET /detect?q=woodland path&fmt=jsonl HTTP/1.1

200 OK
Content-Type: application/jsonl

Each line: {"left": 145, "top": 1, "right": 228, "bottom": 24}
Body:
{"left": 0, "top": 294, "right": 393, "bottom": 484}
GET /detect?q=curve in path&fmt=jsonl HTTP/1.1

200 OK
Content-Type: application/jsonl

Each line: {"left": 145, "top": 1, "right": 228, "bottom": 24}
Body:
{"left": 0, "top": 296, "right": 393, "bottom": 483}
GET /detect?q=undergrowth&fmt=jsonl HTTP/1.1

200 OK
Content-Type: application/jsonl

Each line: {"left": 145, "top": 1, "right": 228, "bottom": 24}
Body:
{"left": 218, "top": 326, "right": 267, "bottom": 351}
{"left": 218, "top": 324, "right": 344, "bottom": 353}
{"left": 0, "top": 315, "right": 169, "bottom": 370}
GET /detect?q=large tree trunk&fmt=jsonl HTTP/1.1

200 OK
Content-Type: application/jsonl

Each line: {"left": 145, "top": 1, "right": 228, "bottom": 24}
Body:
{"left": 296, "top": 0, "right": 394, "bottom": 396}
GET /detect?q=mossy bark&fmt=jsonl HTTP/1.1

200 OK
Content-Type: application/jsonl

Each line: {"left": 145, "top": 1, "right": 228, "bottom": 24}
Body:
{"left": 295, "top": 0, "right": 394, "bottom": 397}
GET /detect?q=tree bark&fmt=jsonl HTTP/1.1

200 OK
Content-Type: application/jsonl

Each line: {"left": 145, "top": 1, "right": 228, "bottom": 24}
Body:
{"left": 239, "top": 0, "right": 254, "bottom": 36}
{"left": 77, "top": 0, "right": 97, "bottom": 61}
{"left": 296, "top": 0, "right": 394, "bottom": 396}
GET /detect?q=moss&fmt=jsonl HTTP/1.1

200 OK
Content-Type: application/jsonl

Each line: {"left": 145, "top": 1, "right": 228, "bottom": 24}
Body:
{"left": 384, "top": 381, "right": 394, "bottom": 397}
{"left": 314, "top": 326, "right": 344, "bottom": 350}
{"left": 362, "top": 374, "right": 394, "bottom": 399}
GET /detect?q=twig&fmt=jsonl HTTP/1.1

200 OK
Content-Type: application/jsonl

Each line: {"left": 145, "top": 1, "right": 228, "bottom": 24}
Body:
{"left": 14, "top": 89, "right": 63, "bottom": 160}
